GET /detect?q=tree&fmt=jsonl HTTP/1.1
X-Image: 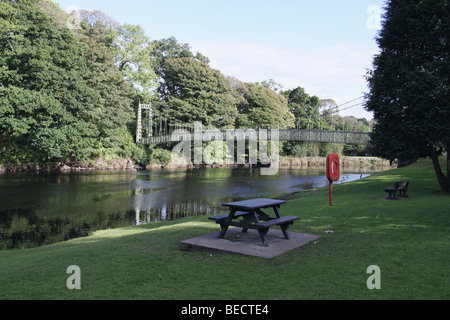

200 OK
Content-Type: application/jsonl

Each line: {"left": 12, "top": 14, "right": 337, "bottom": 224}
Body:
{"left": 255, "top": 79, "right": 283, "bottom": 92}
{"left": 162, "top": 57, "right": 238, "bottom": 128}
{"left": 78, "top": 10, "right": 158, "bottom": 102}
{"left": 0, "top": 0, "right": 141, "bottom": 163}
{"left": 0, "top": 0, "right": 99, "bottom": 162}
{"left": 237, "top": 83, "right": 295, "bottom": 129}
{"left": 76, "top": 21, "right": 139, "bottom": 160}
{"left": 365, "top": 0, "right": 449, "bottom": 191}
{"left": 151, "top": 37, "right": 209, "bottom": 100}
{"left": 281, "top": 86, "right": 321, "bottom": 129}
{"left": 111, "top": 24, "right": 158, "bottom": 101}
{"left": 320, "top": 99, "right": 339, "bottom": 130}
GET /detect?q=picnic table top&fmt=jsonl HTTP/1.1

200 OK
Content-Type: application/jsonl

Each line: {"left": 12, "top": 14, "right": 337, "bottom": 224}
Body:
{"left": 222, "top": 198, "right": 286, "bottom": 210}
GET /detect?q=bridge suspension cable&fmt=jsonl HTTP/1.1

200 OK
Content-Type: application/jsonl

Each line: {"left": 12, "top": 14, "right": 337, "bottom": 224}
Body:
{"left": 136, "top": 102, "right": 371, "bottom": 145}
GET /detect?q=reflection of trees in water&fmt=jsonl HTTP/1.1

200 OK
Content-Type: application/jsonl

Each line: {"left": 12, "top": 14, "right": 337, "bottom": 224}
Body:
{"left": 0, "top": 199, "right": 230, "bottom": 250}
{"left": 0, "top": 207, "right": 129, "bottom": 250}
{"left": 132, "top": 200, "right": 227, "bottom": 225}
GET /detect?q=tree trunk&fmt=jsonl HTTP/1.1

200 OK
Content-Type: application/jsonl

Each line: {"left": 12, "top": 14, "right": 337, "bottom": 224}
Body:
{"left": 430, "top": 147, "right": 450, "bottom": 192}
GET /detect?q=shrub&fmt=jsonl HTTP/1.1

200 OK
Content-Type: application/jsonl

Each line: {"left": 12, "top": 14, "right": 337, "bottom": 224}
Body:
{"left": 150, "top": 148, "right": 172, "bottom": 165}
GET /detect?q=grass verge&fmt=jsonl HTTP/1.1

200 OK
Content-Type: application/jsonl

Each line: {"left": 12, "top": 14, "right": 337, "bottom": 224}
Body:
{"left": 0, "top": 159, "right": 448, "bottom": 300}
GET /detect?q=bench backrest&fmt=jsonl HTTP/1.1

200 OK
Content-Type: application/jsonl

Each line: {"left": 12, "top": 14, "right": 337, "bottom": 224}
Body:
{"left": 394, "top": 180, "right": 409, "bottom": 190}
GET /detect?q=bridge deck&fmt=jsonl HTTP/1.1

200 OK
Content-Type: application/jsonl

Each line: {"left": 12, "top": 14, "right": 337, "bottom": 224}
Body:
{"left": 138, "top": 129, "right": 370, "bottom": 145}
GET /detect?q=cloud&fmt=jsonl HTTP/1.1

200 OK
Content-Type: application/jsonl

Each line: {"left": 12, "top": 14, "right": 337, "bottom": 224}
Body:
{"left": 191, "top": 41, "right": 378, "bottom": 119}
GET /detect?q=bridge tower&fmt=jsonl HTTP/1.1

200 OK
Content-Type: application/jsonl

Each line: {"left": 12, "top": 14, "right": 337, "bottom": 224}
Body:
{"left": 136, "top": 102, "right": 152, "bottom": 143}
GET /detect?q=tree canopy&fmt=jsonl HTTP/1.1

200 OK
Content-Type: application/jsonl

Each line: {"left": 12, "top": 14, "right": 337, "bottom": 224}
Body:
{"left": 237, "top": 83, "right": 295, "bottom": 129}
{"left": 0, "top": 0, "right": 139, "bottom": 163}
{"left": 0, "top": 0, "right": 373, "bottom": 167}
{"left": 365, "top": 0, "right": 449, "bottom": 190}
{"left": 161, "top": 57, "right": 239, "bottom": 128}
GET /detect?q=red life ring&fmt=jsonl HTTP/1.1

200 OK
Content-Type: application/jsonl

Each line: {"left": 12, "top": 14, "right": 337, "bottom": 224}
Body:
{"left": 326, "top": 154, "right": 340, "bottom": 182}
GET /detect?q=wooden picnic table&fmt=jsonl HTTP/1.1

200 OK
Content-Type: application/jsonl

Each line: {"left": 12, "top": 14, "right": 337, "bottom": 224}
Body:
{"left": 208, "top": 198, "right": 298, "bottom": 246}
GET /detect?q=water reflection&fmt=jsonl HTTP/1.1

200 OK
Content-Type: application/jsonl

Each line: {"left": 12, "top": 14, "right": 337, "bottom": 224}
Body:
{"left": 0, "top": 167, "right": 373, "bottom": 249}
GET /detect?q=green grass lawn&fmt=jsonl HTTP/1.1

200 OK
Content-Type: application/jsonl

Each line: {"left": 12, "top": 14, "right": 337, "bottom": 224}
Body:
{"left": 0, "top": 159, "right": 448, "bottom": 300}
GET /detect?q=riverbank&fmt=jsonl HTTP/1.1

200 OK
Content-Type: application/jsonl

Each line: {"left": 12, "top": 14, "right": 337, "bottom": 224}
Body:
{"left": 0, "top": 158, "right": 447, "bottom": 300}
{"left": 145, "top": 155, "right": 395, "bottom": 170}
{"left": 0, "top": 157, "right": 139, "bottom": 173}
{"left": 0, "top": 156, "right": 394, "bottom": 173}
{"left": 278, "top": 156, "right": 394, "bottom": 169}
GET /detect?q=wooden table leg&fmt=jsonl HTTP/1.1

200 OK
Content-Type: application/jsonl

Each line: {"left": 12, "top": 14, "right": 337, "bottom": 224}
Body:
{"left": 273, "top": 205, "right": 282, "bottom": 218}
{"left": 219, "top": 209, "right": 236, "bottom": 239}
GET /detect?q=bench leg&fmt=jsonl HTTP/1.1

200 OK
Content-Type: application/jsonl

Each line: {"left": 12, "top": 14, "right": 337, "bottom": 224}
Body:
{"left": 280, "top": 223, "right": 292, "bottom": 240}
{"left": 386, "top": 190, "right": 398, "bottom": 200}
{"left": 391, "top": 190, "right": 399, "bottom": 200}
{"left": 218, "top": 223, "right": 229, "bottom": 239}
{"left": 257, "top": 228, "right": 269, "bottom": 247}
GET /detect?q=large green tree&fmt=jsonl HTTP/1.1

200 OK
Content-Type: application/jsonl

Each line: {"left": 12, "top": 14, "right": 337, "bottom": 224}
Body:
{"left": 0, "top": 0, "right": 138, "bottom": 163}
{"left": 78, "top": 10, "right": 158, "bottom": 102}
{"left": 365, "top": 0, "right": 449, "bottom": 191}
{"left": 161, "top": 57, "right": 238, "bottom": 128}
{"left": 1, "top": 0, "right": 98, "bottom": 162}
{"left": 111, "top": 24, "right": 158, "bottom": 101}
{"left": 76, "top": 20, "right": 139, "bottom": 159}
{"left": 236, "top": 83, "right": 295, "bottom": 129}
{"left": 151, "top": 37, "right": 209, "bottom": 101}
{"left": 281, "top": 86, "right": 322, "bottom": 129}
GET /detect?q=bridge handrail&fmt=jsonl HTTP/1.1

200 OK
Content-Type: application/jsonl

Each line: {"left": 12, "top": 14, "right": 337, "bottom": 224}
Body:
{"left": 138, "top": 128, "right": 371, "bottom": 145}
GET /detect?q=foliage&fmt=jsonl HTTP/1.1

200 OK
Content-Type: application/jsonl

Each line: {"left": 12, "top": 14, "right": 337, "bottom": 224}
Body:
{"left": 0, "top": 0, "right": 140, "bottom": 164}
{"left": 282, "top": 142, "right": 345, "bottom": 157}
{"left": 281, "top": 86, "right": 322, "bottom": 129}
{"left": 151, "top": 37, "right": 210, "bottom": 101}
{"left": 149, "top": 147, "right": 172, "bottom": 166}
{"left": 111, "top": 23, "right": 158, "bottom": 101}
{"left": 0, "top": 0, "right": 374, "bottom": 167}
{"left": 162, "top": 57, "right": 239, "bottom": 128}
{"left": 365, "top": 0, "right": 449, "bottom": 190}
{"left": 1, "top": 1, "right": 98, "bottom": 162}
{"left": 237, "top": 82, "right": 295, "bottom": 129}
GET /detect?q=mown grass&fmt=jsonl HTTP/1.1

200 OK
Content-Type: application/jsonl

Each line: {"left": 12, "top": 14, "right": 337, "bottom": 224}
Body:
{"left": 0, "top": 159, "right": 448, "bottom": 300}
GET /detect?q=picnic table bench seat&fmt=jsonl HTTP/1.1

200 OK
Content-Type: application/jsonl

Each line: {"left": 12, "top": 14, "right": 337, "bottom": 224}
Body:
{"left": 208, "top": 211, "right": 250, "bottom": 222}
{"left": 384, "top": 180, "right": 409, "bottom": 200}
{"left": 253, "top": 216, "right": 299, "bottom": 246}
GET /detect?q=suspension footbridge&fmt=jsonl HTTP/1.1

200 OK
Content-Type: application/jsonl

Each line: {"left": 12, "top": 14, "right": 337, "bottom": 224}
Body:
{"left": 136, "top": 104, "right": 371, "bottom": 146}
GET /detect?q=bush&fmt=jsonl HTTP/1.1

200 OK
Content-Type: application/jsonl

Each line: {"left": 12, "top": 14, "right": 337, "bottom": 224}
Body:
{"left": 320, "top": 143, "right": 344, "bottom": 157}
{"left": 291, "top": 144, "right": 308, "bottom": 157}
{"left": 149, "top": 148, "right": 172, "bottom": 165}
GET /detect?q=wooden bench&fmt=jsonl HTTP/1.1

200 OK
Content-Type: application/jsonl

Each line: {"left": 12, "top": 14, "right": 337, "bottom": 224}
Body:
{"left": 384, "top": 180, "right": 409, "bottom": 200}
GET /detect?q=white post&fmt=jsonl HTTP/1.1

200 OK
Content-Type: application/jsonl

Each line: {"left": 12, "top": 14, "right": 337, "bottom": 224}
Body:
{"left": 148, "top": 103, "right": 152, "bottom": 138}
{"left": 136, "top": 103, "right": 142, "bottom": 143}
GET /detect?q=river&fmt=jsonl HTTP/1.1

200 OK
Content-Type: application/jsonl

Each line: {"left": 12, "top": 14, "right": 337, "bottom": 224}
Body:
{"left": 0, "top": 167, "right": 373, "bottom": 250}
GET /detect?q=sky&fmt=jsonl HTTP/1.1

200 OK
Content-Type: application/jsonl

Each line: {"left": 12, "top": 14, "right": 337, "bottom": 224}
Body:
{"left": 55, "top": 0, "right": 387, "bottom": 120}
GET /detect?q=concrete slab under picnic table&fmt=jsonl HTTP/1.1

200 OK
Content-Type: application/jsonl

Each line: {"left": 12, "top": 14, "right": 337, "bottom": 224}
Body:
{"left": 180, "top": 228, "right": 320, "bottom": 259}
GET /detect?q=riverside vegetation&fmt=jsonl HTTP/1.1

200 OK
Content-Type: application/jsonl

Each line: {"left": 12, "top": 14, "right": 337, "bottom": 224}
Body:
{"left": 0, "top": 158, "right": 447, "bottom": 300}
{"left": 1, "top": 0, "right": 373, "bottom": 173}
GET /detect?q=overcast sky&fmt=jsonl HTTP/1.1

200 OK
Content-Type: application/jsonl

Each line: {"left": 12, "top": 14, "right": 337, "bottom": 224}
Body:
{"left": 55, "top": 0, "right": 386, "bottom": 120}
